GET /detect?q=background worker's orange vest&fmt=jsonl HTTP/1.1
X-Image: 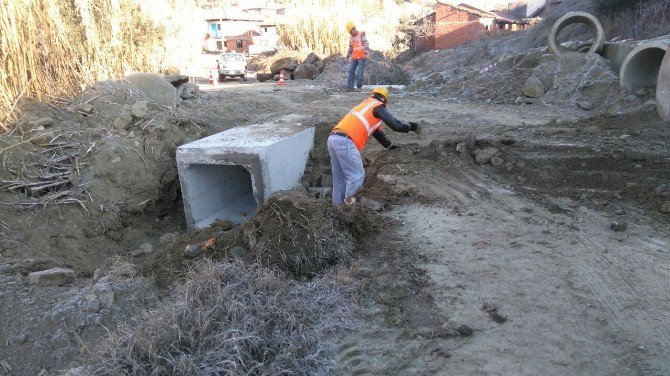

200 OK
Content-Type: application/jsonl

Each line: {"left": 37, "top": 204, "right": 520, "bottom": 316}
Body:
{"left": 350, "top": 32, "right": 366, "bottom": 60}
{"left": 334, "top": 97, "right": 383, "bottom": 150}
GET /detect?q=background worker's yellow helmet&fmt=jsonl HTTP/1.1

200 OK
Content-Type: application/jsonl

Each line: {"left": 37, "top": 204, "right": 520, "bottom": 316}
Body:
{"left": 346, "top": 21, "right": 356, "bottom": 32}
{"left": 372, "top": 87, "right": 389, "bottom": 102}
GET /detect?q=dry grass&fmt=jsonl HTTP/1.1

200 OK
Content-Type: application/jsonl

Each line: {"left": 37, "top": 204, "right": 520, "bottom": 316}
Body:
{"left": 0, "top": 0, "right": 199, "bottom": 131}
{"left": 87, "top": 260, "right": 360, "bottom": 375}
{"left": 277, "top": 12, "right": 350, "bottom": 56}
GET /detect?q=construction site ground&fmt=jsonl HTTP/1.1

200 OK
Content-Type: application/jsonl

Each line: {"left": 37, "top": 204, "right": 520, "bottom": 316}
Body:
{"left": 1, "top": 74, "right": 669, "bottom": 374}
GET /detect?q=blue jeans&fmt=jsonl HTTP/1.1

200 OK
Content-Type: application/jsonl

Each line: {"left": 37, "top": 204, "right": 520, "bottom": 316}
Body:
{"left": 327, "top": 134, "right": 365, "bottom": 205}
{"left": 347, "top": 58, "right": 366, "bottom": 89}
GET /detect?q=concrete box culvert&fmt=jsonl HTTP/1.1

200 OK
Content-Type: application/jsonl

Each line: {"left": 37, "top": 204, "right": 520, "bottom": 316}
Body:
{"left": 549, "top": 11, "right": 606, "bottom": 56}
{"left": 620, "top": 39, "right": 670, "bottom": 94}
{"left": 177, "top": 122, "right": 315, "bottom": 229}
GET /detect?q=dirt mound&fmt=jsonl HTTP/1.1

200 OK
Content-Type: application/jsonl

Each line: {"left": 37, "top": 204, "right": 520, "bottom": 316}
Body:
{"left": 316, "top": 51, "right": 411, "bottom": 87}
{"left": 83, "top": 261, "right": 360, "bottom": 375}
{"left": 244, "top": 192, "right": 379, "bottom": 278}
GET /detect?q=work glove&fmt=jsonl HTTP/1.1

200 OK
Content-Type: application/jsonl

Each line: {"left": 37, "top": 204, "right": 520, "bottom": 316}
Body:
{"left": 409, "top": 122, "right": 422, "bottom": 134}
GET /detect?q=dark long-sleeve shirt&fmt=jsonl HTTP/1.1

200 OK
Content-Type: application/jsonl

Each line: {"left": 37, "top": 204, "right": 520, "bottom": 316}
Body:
{"left": 371, "top": 104, "right": 411, "bottom": 148}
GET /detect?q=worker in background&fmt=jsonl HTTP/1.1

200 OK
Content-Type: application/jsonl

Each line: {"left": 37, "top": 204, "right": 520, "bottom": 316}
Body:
{"left": 345, "top": 21, "right": 369, "bottom": 92}
{"left": 328, "top": 87, "right": 422, "bottom": 205}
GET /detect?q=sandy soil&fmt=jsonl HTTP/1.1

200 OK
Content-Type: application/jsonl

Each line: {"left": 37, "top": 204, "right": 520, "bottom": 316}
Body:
{"left": 0, "top": 77, "right": 668, "bottom": 374}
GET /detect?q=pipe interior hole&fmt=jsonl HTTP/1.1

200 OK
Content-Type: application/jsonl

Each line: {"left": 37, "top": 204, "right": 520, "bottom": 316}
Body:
{"left": 556, "top": 22, "right": 596, "bottom": 53}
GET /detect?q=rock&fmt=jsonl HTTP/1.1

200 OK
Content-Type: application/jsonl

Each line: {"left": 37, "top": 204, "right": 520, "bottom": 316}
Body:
{"left": 159, "top": 232, "right": 178, "bottom": 245}
{"left": 456, "top": 324, "right": 473, "bottom": 337}
{"left": 505, "top": 162, "right": 514, "bottom": 172}
{"left": 30, "top": 131, "right": 54, "bottom": 145}
{"left": 516, "top": 175, "right": 527, "bottom": 183}
{"left": 270, "top": 57, "right": 298, "bottom": 74}
{"left": 132, "top": 242, "right": 153, "bottom": 256}
{"left": 660, "top": 202, "right": 670, "bottom": 214}
{"left": 30, "top": 117, "right": 54, "bottom": 128}
{"left": 28, "top": 268, "right": 75, "bottom": 286}
{"left": 473, "top": 147, "right": 499, "bottom": 165}
{"left": 514, "top": 96, "right": 524, "bottom": 105}
{"left": 15, "top": 258, "right": 57, "bottom": 274}
{"left": 95, "top": 283, "right": 115, "bottom": 307}
{"left": 317, "top": 174, "right": 333, "bottom": 188}
{"left": 294, "top": 63, "right": 320, "bottom": 79}
{"left": 257, "top": 73, "right": 274, "bottom": 82}
{"left": 15, "top": 333, "right": 28, "bottom": 344}
{"left": 361, "top": 197, "right": 384, "bottom": 211}
{"left": 163, "top": 75, "right": 189, "bottom": 87}
{"left": 456, "top": 142, "right": 469, "bottom": 154}
{"left": 303, "top": 52, "right": 320, "bottom": 66}
{"left": 522, "top": 76, "right": 545, "bottom": 98}
{"left": 74, "top": 102, "right": 94, "bottom": 115}
{"left": 125, "top": 72, "right": 177, "bottom": 109}
{"left": 83, "top": 296, "right": 100, "bottom": 313}
{"left": 498, "top": 135, "right": 517, "bottom": 145}
{"left": 112, "top": 112, "right": 133, "bottom": 131}
{"left": 577, "top": 100, "right": 594, "bottom": 110}
{"left": 166, "top": 66, "right": 180, "bottom": 75}
{"left": 130, "top": 101, "right": 149, "bottom": 118}
{"left": 610, "top": 221, "right": 627, "bottom": 232}
{"left": 491, "top": 156, "right": 504, "bottom": 167}
{"left": 377, "top": 174, "right": 398, "bottom": 185}
{"left": 229, "top": 246, "right": 249, "bottom": 259}
{"left": 184, "top": 244, "right": 202, "bottom": 258}
{"left": 179, "top": 83, "right": 199, "bottom": 99}
{"left": 463, "top": 135, "right": 476, "bottom": 151}
{"left": 307, "top": 187, "right": 332, "bottom": 199}
{"left": 655, "top": 184, "right": 670, "bottom": 197}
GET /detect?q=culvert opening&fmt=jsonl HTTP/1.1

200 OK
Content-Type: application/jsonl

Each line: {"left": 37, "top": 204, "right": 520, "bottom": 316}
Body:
{"left": 184, "top": 164, "right": 257, "bottom": 227}
{"left": 548, "top": 12, "right": 605, "bottom": 55}
{"left": 621, "top": 45, "right": 667, "bottom": 93}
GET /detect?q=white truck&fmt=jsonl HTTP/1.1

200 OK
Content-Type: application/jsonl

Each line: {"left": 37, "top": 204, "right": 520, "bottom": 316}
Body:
{"left": 217, "top": 52, "right": 247, "bottom": 81}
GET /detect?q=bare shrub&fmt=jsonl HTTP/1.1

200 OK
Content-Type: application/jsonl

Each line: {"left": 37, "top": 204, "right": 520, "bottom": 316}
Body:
{"left": 88, "top": 261, "right": 359, "bottom": 375}
{"left": 0, "top": 0, "right": 199, "bottom": 131}
{"left": 277, "top": 13, "right": 349, "bottom": 55}
{"left": 599, "top": 0, "right": 670, "bottom": 39}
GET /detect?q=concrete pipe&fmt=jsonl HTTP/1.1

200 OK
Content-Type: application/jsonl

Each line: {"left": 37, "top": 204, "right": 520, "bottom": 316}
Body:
{"left": 619, "top": 39, "right": 670, "bottom": 93}
{"left": 657, "top": 45, "right": 670, "bottom": 122}
{"left": 549, "top": 11, "right": 606, "bottom": 55}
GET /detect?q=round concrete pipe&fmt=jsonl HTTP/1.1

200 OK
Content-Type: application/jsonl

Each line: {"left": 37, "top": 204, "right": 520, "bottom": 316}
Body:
{"left": 619, "top": 39, "right": 670, "bottom": 93}
{"left": 549, "top": 11, "right": 606, "bottom": 55}
{"left": 657, "top": 45, "right": 670, "bottom": 122}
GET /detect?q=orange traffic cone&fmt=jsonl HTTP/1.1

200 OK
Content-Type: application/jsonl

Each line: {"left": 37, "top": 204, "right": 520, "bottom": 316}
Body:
{"left": 277, "top": 70, "right": 286, "bottom": 86}
{"left": 208, "top": 70, "right": 215, "bottom": 85}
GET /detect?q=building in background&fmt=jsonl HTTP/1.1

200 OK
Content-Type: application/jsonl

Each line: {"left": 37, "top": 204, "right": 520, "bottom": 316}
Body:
{"left": 203, "top": 3, "right": 282, "bottom": 54}
{"left": 416, "top": 2, "right": 528, "bottom": 51}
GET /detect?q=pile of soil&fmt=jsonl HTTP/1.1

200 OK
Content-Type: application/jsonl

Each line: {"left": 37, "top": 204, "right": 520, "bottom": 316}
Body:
{"left": 315, "top": 51, "right": 411, "bottom": 87}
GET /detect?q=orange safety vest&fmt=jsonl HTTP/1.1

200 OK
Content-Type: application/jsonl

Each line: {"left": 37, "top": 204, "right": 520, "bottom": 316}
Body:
{"left": 334, "top": 97, "right": 383, "bottom": 151}
{"left": 350, "top": 31, "right": 366, "bottom": 60}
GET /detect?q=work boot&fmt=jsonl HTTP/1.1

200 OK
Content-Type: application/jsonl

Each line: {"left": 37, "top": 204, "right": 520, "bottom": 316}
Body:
{"left": 345, "top": 196, "right": 356, "bottom": 206}
{"left": 343, "top": 87, "right": 354, "bottom": 92}
{"left": 355, "top": 87, "right": 363, "bottom": 92}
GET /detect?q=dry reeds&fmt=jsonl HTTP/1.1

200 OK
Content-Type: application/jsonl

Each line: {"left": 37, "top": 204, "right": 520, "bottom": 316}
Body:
{"left": 0, "top": 0, "right": 199, "bottom": 131}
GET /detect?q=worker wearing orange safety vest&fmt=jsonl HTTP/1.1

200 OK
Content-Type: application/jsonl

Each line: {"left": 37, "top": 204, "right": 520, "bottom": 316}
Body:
{"left": 328, "top": 87, "right": 422, "bottom": 205}
{"left": 345, "top": 21, "right": 369, "bottom": 91}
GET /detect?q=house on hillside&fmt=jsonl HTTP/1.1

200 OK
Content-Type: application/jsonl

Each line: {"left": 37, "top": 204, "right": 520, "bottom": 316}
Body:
{"left": 205, "top": 15, "right": 262, "bottom": 52}
{"left": 415, "top": 2, "right": 528, "bottom": 51}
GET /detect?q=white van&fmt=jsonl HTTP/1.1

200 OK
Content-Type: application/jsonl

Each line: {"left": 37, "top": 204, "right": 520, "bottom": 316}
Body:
{"left": 217, "top": 53, "right": 247, "bottom": 81}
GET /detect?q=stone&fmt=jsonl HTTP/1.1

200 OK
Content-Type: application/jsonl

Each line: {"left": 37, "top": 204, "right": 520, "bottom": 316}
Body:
{"left": 473, "top": 147, "right": 499, "bottom": 165}
{"left": 132, "top": 242, "right": 153, "bottom": 256}
{"left": 522, "top": 76, "right": 545, "bottom": 98}
{"left": 125, "top": 72, "right": 177, "bottom": 109}
{"left": 50, "top": 330, "right": 71, "bottom": 349}
{"left": 15, "top": 333, "right": 28, "bottom": 344}
{"left": 130, "top": 101, "right": 149, "bottom": 118}
{"left": 83, "top": 296, "right": 100, "bottom": 313}
{"left": 74, "top": 102, "right": 94, "bottom": 115}
{"left": 303, "top": 52, "right": 320, "bottom": 66}
{"left": 270, "top": 57, "right": 298, "bottom": 74}
{"left": 177, "top": 121, "right": 315, "bottom": 228}
{"left": 377, "top": 174, "right": 398, "bottom": 185}
{"left": 661, "top": 202, "right": 670, "bottom": 214}
{"left": 112, "top": 112, "right": 133, "bottom": 131}
{"left": 610, "top": 221, "right": 628, "bottom": 232}
{"left": 456, "top": 324, "right": 473, "bottom": 337}
{"left": 317, "top": 174, "right": 333, "bottom": 188}
{"left": 505, "top": 162, "right": 514, "bottom": 172}
{"left": 361, "top": 197, "right": 384, "bottom": 211}
{"left": 166, "top": 66, "right": 180, "bottom": 75}
{"left": 516, "top": 175, "right": 527, "bottom": 183}
{"left": 456, "top": 142, "right": 469, "bottom": 154}
{"left": 294, "top": 63, "right": 320, "bottom": 79}
{"left": 30, "top": 117, "right": 54, "bottom": 128}
{"left": 16, "top": 258, "right": 57, "bottom": 274}
{"left": 491, "top": 156, "right": 504, "bottom": 167}
{"left": 95, "top": 284, "right": 115, "bottom": 307}
{"left": 655, "top": 184, "right": 670, "bottom": 197}
{"left": 257, "top": 73, "right": 274, "bottom": 82}
{"left": 229, "top": 246, "right": 249, "bottom": 259}
{"left": 514, "top": 96, "right": 524, "bottom": 105}
{"left": 307, "top": 187, "right": 332, "bottom": 199}
{"left": 179, "top": 83, "right": 199, "bottom": 99}
{"left": 498, "top": 135, "right": 517, "bottom": 145}
{"left": 577, "top": 100, "right": 594, "bottom": 110}
{"left": 163, "top": 75, "right": 189, "bottom": 87}
{"left": 28, "top": 268, "right": 75, "bottom": 286}
{"left": 159, "top": 232, "right": 179, "bottom": 245}
{"left": 463, "top": 135, "right": 476, "bottom": 151}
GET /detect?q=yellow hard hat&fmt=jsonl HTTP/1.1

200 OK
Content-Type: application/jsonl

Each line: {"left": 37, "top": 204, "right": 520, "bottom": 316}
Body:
{"left": 372, "top": 87, "right": 389, "bottom": 102}
{"left": 346, "top": 21, "right": 356, "bottom": 32}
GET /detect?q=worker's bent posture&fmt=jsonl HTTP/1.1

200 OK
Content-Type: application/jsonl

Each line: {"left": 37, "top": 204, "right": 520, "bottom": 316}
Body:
{"left": 328, "top": 87, "right": 422, "bottom": 205}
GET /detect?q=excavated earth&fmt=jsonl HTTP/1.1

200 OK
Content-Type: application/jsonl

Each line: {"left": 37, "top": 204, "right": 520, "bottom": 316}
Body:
{"left": 0, "top": 68, "right": 669, "bottom": 374}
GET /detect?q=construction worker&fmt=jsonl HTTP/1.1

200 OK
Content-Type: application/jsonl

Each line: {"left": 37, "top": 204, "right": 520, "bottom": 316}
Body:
{"left": 345, "top": 21, "right": 369, "bottom": 91}
{"left": 328, "top": 87, "right": 422, "bottom": 205}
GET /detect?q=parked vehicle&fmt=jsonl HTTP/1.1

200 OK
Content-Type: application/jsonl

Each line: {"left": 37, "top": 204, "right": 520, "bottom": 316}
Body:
{"left": 217, "top": 52, "right": 247, "bottom": 81}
